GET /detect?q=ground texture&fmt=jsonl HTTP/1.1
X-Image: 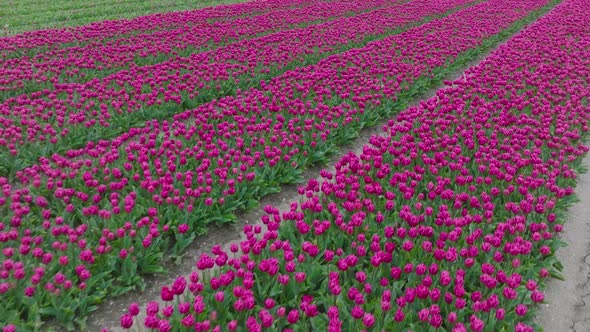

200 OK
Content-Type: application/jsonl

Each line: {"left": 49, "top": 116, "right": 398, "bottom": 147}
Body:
{"left": 536, "top": 154, "right": 590, "bottom": 332}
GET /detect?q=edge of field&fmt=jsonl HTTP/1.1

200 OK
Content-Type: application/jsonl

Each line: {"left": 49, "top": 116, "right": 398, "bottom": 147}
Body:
{"left": 0, "top": 0, "right": 251, "bottom": 36}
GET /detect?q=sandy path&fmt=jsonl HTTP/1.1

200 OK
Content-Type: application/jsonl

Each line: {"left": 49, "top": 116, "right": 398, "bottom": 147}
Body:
{"left": 535, "top": 154, "right": 590, "bottom": 332}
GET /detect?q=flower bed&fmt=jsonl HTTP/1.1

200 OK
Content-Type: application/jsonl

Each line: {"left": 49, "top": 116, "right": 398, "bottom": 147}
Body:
{"left": 0, "top": 0, "right": 475, "bottom": 174}
{"left": 112, "top": 0, "right": 590, "bottom": 330}
{"left": 0, "top": 0, "right": 557, "bottom": 330}
{"left": 0, "top": 0, "right": 397, "bottom": 96}
{"left": 0, "top": 0, "right": 317, "bottom": 53}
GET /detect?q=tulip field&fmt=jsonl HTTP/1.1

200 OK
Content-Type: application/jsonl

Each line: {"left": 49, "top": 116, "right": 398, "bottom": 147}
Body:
{"left": 1, "top": 0, "right": 589, "bottom": 330}
{"left": 0, "top": 0, "right": 251, "bottom": 36}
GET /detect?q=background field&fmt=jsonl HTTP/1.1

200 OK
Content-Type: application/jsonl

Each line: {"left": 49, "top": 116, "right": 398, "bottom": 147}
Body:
{"left": 0, "top": 0, "right": 247, "bottom": 35}
{"left": 1, "top": 0, "right": 589, "bottom": 331}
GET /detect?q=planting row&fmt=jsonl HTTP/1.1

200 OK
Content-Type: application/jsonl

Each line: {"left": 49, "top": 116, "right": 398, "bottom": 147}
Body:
{"left": 0, "top": 0, "right": 317, "bottom": 53}
{"left": 0, "top": 0, "right": 476, "bottom": 174}
{"left": 0, "top": 0, "right": 555, "bottom": 330}
{"left": 0, "top": 0, "right": 255, "bottom": 37}
{"left": 0, "top": 0, "right": 397, "bottom": 96}
{"left": 113, "top": 0, "right": 590, "bottom": 330}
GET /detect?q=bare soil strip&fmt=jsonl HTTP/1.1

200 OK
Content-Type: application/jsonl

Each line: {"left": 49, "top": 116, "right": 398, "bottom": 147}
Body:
{"left": 535, "top": 154, "right": 590, "bottom": 332}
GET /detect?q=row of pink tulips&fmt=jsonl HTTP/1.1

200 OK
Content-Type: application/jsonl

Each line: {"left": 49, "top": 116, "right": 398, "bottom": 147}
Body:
{"left": 0, "top": 0, "right": 475, "bottom": 170}
{"left": 0, "top": 0, "right": 398, "bottom": 95}
{"left": 112, "top": 0, "right": 590, "bottom": 330}
{"left": 0, "top": 0, "right": 317, "bottom": 53}
{"left": 0, "top": 0, "right": 554, "bottom": 329}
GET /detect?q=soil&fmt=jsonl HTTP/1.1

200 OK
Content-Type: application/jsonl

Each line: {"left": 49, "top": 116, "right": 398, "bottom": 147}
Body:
{"left": 534, "top": 154, "right": 590, "bottom": 332}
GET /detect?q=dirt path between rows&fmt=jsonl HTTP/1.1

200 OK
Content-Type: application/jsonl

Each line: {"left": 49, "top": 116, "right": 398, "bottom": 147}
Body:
{"left": 535, "top": 154, "right": 590, "bottom": 332}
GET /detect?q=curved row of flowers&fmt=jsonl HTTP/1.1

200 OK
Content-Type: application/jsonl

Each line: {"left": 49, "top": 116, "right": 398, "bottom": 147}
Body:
{"left": 0, "top": 0, "right": 316, "bottom": 53}
{"left": 111, "top": 0, "right": 590, "bottom": 330}
{"left": 0, "top": 0, "right": 475, "bottom": 174}
{"left": 0, "top": 0, "right": 555, "bottom": 330}
{"left": 0, "top": 0, "right": 398, "bottom": 96}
